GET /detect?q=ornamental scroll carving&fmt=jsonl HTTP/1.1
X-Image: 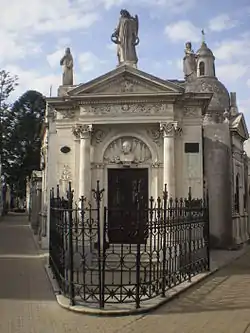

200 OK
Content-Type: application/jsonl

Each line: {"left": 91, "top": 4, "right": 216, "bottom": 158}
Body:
{"left": 72, "top": 124, "right": 92, "bottom": 139}
{"left": 160, "top": 122, "right": 182, "bottom": 137}
{"left": 103, "top": 137, "right": 152, "bottom": 165}
{"left": 61, "top": 164, "right": 72, "bottom": 182}
{"left": 80, "top": 103, "right": 169, "bottom": 116}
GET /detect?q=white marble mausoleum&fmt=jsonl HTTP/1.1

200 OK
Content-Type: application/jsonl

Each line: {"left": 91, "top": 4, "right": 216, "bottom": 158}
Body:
{"left": 38, "top": 11, "right": 250, "bottom": 250}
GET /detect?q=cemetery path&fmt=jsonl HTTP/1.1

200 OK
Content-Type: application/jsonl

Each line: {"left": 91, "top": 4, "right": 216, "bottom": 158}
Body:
{"left": 0, "top": 213, "right": 250, "bottom": 333}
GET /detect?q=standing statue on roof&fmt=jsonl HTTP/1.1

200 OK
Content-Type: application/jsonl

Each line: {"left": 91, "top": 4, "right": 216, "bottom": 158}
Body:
{"left": 183, "top": 41, "right": 197, "bottom": 80}
{"left": 111, "top": 9, "right": 140, "bottom": 67}
{"left": 60, "top": 47, "right": 74, "bottom": 86}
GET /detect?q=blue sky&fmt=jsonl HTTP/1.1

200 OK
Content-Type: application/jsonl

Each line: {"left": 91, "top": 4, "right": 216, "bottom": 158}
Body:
{"left": 0, "top": 0, "right": 250, "bottom": 124}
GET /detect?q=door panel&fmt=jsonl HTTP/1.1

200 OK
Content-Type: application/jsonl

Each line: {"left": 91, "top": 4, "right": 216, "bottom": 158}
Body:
{"left": 107, "top": 168, "right": 148, "bottom": 244}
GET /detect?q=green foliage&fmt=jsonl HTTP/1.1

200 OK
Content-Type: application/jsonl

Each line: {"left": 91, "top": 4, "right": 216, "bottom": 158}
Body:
{"left": 0, "top": 70, "right": 46, "bottom": 199}
{"left": 0, "top": 70, "right": 19, "bottom": 183}
{"left": 7, "top": 90, "right": 46, "bottom": 197}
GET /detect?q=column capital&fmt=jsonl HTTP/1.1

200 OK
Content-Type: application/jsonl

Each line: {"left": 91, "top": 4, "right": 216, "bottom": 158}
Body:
{"left": 72, "top": 124, "right": 92, "bottom": 139}
{"left": 160, "top": 122, "right": 182, "bottom": 137}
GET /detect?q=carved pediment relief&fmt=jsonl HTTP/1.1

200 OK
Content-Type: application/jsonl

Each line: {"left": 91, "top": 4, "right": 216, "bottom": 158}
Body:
{"left": 67, "top": 66, "right": 184, "bottom": 96}
{"left": 103, "top": 137, "right": 152, "bottom": 165}
{"left": 85, "top": 76, "right": 172, "bottom": 94}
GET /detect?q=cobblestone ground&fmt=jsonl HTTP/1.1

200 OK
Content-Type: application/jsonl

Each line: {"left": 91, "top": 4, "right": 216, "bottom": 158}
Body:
{"left": 0, "top": 214, "right": 250, "bottom": 333}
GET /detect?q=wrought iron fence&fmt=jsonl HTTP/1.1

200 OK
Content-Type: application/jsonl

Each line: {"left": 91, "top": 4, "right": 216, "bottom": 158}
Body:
{"left": 49, "top": 182, "right": 209, "bottom": 309}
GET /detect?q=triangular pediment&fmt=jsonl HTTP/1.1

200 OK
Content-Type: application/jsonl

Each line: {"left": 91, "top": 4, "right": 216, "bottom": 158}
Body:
{"left": 230, "top": 113, "right": 249, "bottom": 141}
{"left": 67, "top": 65, "right": 184, "bottom": 96}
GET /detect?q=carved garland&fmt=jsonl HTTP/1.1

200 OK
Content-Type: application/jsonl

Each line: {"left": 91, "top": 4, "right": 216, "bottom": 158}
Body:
{"left": 80, "top": 103, "right": 169, "bottom": 116}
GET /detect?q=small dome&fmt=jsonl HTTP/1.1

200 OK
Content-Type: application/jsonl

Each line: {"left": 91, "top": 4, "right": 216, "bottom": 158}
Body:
{"left": 196, "top": 42, "right": 214, "bottom": 58}
{"left": 185, "top": 77, "right": 230, "bottom": 111}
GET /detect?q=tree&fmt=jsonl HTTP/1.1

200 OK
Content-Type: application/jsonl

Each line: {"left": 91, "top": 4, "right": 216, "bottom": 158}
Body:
{"left": 0, "top": 70, "right": 18, "bottom": 179}
{"left": 8, "top": 90, "right": 46, "bottom": 198}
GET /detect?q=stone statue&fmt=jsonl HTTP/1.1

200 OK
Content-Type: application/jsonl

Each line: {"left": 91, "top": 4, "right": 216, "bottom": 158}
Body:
{"left": 111, "top": 9, "right": 139, "bottom": 67}
{"left": 183, "top": 42, "right": 197, "bottom": 80}
{"left": 120, "top": 140, "right": 135, "bottom": 164}
{"left": 60, "top": 47, "right": 73, "bottom": 85}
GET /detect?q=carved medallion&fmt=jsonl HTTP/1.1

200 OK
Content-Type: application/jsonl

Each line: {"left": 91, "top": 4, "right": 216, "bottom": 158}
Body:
{"left": 93, "top": 128, "right": 106, "bottom": 144}
{"left": 147, "top": 128, "right": 161, "bottom": 146}
{"left": 103, "top": 137, "right": 152, "bottom": 165}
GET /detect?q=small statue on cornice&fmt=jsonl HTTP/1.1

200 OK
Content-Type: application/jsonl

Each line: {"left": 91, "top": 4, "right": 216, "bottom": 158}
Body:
{"left": 183, "top": 42, "right": 197, "bottom": 81}
{"left": 60, "top": 47, "right": 74, "bottom": 86}
{"left": 223, "top": 109, "right": 230, "bottom": 124}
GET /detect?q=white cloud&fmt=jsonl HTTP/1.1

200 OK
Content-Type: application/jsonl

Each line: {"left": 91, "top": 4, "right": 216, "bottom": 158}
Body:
{"left": 208, "top": 14, "right": 238, "bottom": 32}
{"left": 78, "top": 52, "right": 107, "bottom": 73}
{"left": 141, "top": 0, "right": 196, "bottom": 13}
{"left": 164, "top": 21, "right": 200, "bottom": 43}
{"left": 47, "top": 49, "right": 66, "bottom": 69}
{"left": 213, "top": 38, "right": 250, "bottom": 61}
{"left": 239, "top": 98, "right": 250, "bottom": 114}
{"left": 4, "top": 65, "right": 61, "bottom": 99}
{"left": 0, "top": 32, "right": 42, "bottom": 65}
{"left": 0, "top": 0, "right": 101, "bottom": 66}
{"left": 0, "top": 0, "right": 100, "bottom": 35}
{"left": 247, "top": 79, "right": 250, "bottom": 88}
{"left": 106, "top": 43, "right": 117, "bottom": 52}
{"left": 56, "top": 37, "right": 71, "bottom": 48}
{"left": 216, "top": 63, "right": 249, "bottom": 82}
{"left": 176, "top": 59, "right": 183, "bottom": 71}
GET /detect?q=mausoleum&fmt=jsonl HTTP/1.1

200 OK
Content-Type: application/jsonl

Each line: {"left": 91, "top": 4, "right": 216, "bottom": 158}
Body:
{"left": 40, "top": 10, "right": 250, "bottom": 250}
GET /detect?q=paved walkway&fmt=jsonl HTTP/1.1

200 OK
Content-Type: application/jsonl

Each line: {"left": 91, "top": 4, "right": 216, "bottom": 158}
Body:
{"left": 0, "top": 214, "right": 250, "bottom": 333}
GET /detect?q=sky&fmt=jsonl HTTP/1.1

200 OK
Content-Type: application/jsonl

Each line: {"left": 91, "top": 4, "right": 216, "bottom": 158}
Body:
{"left": 0, "top": 0, "right": 250, "bottom": 124}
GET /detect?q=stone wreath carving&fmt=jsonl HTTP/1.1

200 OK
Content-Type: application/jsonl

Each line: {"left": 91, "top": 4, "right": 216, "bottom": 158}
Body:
{"left": 147, "top": 128, "right": 161, "bottom": 146}
{"left": 93, "top": 128, "right": 106, "bottom": 144}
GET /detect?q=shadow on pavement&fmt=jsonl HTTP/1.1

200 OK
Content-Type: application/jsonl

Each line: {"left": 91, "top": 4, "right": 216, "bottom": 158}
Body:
{"left": 153, "top": 251, "right": 250, "bottom": 315}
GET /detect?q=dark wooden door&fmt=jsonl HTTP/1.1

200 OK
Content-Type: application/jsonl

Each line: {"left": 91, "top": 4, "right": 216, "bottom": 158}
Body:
{"left": 107, "top": 168, "right": 148, "bottom": 244}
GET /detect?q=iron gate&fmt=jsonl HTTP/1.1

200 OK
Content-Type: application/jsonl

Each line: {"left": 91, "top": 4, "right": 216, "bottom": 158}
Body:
{"left": 49, "top": 181, "right": 210, "bottom": 309}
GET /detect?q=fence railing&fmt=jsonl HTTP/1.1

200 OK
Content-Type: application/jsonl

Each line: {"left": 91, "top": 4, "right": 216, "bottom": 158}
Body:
{"left": 49, "top": 182, "right": 209, "bottom": 309}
